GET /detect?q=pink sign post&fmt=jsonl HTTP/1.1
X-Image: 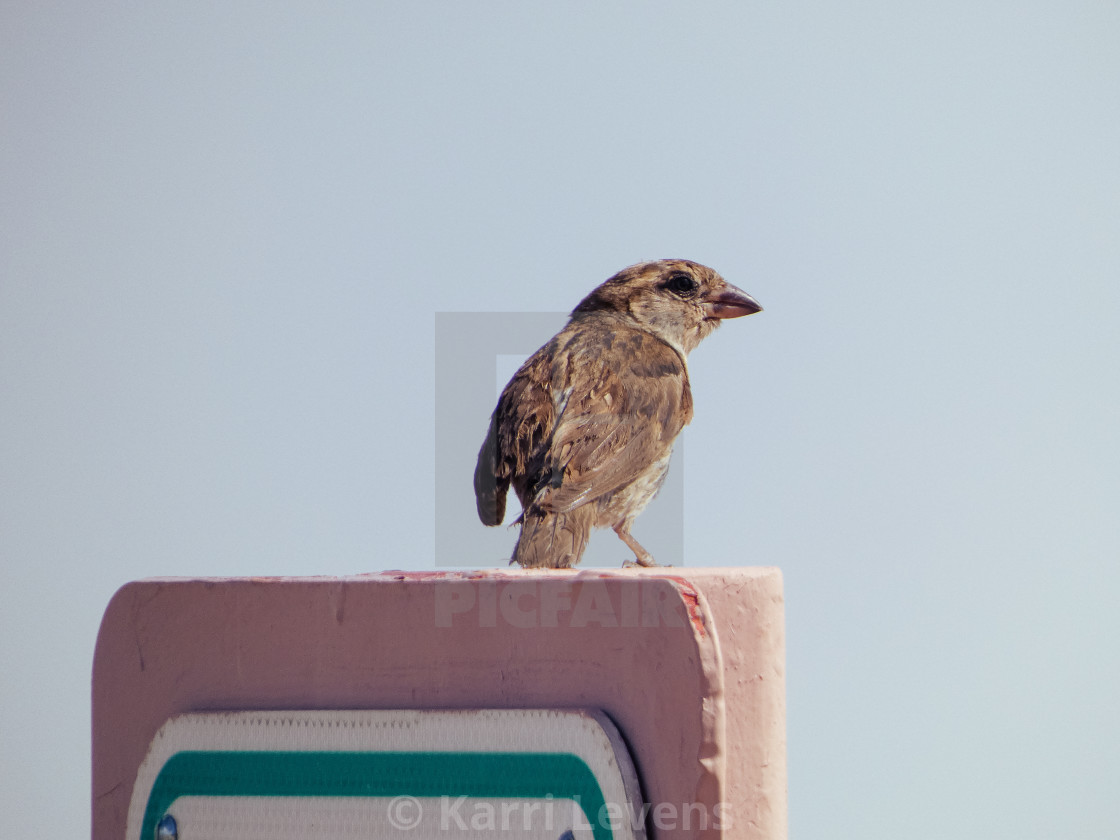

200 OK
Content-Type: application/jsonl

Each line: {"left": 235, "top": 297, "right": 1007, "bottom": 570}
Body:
{"left": 93, "top": 567, "right": 787, "bottom": 840}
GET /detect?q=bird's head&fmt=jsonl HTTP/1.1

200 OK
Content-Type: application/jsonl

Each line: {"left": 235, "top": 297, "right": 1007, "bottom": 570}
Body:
{"left": 572, "top": 259, "right": 762, "bottom": 356}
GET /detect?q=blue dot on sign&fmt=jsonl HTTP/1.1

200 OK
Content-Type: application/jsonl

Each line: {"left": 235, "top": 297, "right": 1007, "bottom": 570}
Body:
{"left": 558, "top": 831, "right": 576, "bottom": 840}
{"left": 156, "top": 814, "right": 177, "bottom": 840}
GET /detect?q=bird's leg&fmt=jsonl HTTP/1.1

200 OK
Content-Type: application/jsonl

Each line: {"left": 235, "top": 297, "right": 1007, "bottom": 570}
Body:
{"left": 613, "top": 523, "right": 659, "bottom": 567}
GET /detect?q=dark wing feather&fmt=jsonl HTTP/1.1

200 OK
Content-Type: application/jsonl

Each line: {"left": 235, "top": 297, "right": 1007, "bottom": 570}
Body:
{"left": 473, "top": 413, "right": 508, "bottom": 525}
{"left": 473, "top": 341, "right": 557, "bottom": 525}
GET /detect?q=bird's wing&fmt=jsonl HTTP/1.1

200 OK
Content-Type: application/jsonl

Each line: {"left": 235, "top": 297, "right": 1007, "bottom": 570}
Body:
{"left": 536, "top": 329, "right": 692, "bottom": 514}
{"left": 474, "top": 343, "right": 557, "bottom": 525}
{"left": 473, "top": 412, "right": 508, "bottom": 525}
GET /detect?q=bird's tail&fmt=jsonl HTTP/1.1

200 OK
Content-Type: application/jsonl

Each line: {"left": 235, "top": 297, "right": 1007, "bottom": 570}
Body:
{"left": 513, "top": 505, "right": 594, "bottom": 568}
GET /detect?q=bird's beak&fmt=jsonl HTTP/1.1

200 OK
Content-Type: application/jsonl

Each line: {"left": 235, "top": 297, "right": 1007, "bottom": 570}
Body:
{"left": 703, "top": 283, "right": 763, "bottom": 319}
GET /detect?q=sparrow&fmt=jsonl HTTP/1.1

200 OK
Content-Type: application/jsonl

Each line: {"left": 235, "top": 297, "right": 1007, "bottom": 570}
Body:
{"left": 473, "top": 259, "right": 761, "bottom": 568}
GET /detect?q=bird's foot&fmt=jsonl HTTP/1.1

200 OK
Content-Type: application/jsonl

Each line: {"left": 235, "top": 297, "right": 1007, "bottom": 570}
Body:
{"left": 623, "top": 555, "right": 669, "bottom": 568}
{"left": 614, "top": 526, "right": 666, "bottom": 568}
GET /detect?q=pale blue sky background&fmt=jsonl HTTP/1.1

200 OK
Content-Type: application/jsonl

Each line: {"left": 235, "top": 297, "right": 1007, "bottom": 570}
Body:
{"left": 2, "top": 2, "right": 1118, "bottom": 837}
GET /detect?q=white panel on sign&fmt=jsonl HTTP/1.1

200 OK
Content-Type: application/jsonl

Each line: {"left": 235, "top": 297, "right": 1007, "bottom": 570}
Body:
{"left": 126, "top": 709, "right": 646, "bottom": 840}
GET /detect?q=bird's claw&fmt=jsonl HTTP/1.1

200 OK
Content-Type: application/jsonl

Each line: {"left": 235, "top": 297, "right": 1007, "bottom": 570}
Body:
{"left": 623, "top": 557, "right": 669, "bottom": 568}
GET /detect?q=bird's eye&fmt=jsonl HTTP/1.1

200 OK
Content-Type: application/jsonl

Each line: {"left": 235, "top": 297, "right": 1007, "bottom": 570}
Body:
{"left": 666, "top": 273, "right": 698, "bottom": 297}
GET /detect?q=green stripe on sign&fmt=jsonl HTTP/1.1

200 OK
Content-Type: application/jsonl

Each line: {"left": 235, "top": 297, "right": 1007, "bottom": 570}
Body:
{"left": 141, "top": 751, "right": 612, "bottom": 840}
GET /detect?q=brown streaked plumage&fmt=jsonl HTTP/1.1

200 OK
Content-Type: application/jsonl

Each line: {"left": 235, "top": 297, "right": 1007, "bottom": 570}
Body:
{"left": 474, "top": 259, "right": 761, "bottom": 568}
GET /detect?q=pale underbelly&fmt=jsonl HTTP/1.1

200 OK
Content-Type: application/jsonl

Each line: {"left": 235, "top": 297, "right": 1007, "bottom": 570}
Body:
{"left": 594, "top": 452, "right": 672, "bottom": 528}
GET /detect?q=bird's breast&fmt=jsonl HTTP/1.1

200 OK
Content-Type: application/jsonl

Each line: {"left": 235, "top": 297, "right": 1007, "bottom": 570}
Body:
{"left": 595, "top": 452, "right": 673, "bottom": 528}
